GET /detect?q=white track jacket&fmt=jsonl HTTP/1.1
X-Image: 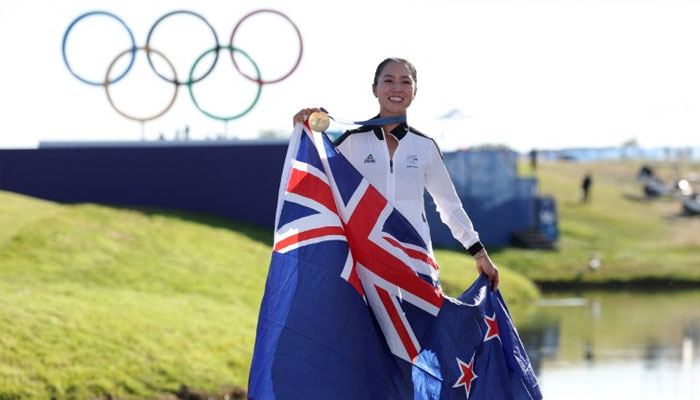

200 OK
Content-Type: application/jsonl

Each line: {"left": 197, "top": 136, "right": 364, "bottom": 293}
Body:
{"left": 334, "top": 121, "right": 484, "bottom": 256}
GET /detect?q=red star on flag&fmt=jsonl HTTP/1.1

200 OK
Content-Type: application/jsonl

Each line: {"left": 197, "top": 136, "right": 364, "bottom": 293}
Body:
{"left": 484, "top": 313, "right": 501, "bottom": 343}
{"left": 453, "top": 354, "right": 478, "bottom": 398}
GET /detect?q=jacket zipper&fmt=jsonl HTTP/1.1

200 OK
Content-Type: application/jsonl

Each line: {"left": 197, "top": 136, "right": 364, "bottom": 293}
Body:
{"left": 382, "top": 127, "right": 395, "bottom": 203}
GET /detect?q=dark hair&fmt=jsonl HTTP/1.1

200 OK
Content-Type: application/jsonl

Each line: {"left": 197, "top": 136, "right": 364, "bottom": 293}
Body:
{"left": 373, "top": 58, "right": 417, "bottom": 86}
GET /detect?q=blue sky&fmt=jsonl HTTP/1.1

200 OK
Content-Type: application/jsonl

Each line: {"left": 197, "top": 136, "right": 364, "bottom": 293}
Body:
{"left": 2, "top": 0, "right": 700, "bottom": 152}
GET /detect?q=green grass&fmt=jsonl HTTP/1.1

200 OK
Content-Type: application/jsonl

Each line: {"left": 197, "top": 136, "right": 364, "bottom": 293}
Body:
{"left": 0, "top": 193, "right": 272, "bottom": 399}
{"left": 4, "top": 157, "right": 697, "bottom": 398}
{"left": 492, "top": 159, "right": 700, "bottom": 285}
{"left": 0, "top": 190, "right": 538, "bottom": 399}
{"left": 435, "top": 248, "right": 540, "bottom": 307}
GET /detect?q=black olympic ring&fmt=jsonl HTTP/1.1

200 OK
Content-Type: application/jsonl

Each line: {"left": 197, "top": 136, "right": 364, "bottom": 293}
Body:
{"left": 62, "top": 9, "right": 303, "bottom": 123}
{"left": 145, "top": 10, "right": 219, "bottom": 86}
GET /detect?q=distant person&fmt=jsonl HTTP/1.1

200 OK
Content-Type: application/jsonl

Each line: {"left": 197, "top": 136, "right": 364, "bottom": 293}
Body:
{"left": 584, "top": 340, "right": 595, "bottom": 364}
{"left": 581, "top": 173, "right": 593, "bottom": 203}
{"left": 638, "top": 165, "right": 653, "bottom": 181}
{"left": 530, "top": 149, "right": 537, "bottom": 171}
{"left": 184, "top": 125, "right": 190, "bottom": 141}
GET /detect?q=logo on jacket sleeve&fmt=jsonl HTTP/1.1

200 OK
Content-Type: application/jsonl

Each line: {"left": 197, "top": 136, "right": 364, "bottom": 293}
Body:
{"left": 364, "top": 154, "right": 376, "bottom": 164}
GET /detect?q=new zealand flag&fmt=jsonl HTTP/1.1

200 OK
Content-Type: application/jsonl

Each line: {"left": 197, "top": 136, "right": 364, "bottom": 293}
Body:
{"left": 248, "top": 123, "right": 542, "bottom": 399}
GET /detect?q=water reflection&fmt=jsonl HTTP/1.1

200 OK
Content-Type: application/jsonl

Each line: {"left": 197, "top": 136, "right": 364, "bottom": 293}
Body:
{"left": 518, "top": 289, "right": 700, "bottom": 399}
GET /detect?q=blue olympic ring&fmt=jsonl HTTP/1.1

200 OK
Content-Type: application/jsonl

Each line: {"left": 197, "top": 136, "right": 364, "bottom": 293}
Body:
{"left": 62, "top": 10, "right": 137, "bottom": 86}
{"left": 62, "top": 9, "right": 302, "bottom": 122}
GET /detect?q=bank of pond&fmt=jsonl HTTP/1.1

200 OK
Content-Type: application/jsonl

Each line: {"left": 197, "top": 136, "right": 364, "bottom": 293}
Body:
{"left": 517, "top": 287, "right": 700, "bottom": 399}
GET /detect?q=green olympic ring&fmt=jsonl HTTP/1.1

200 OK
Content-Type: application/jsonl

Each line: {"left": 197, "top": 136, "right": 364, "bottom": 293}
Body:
{"left": 63, "top": 9, "right": 302, "bottom": 124}
{"left": 188, "top": 45, "right": 262, "bottom": 122}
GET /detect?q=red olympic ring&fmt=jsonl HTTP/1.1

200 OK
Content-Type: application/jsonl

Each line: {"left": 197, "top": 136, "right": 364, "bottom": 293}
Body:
{"left": 63, "top": 8, "right": 303, "bottom": 123}
{"left": 229, "top": 9, "right": 303, "bottom": 85}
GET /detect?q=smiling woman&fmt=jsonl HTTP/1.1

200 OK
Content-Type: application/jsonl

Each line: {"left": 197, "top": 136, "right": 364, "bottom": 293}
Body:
{"left": 372, "top": 57, "right": 417, "bottom": 120}
{"left": 292, "top": 57, "right": 500, "bottom": 289}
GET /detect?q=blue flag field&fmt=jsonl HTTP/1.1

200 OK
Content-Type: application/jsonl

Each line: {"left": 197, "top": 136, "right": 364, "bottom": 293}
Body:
{"left": 248, "top": 123, "right": 542, "bottom": 399}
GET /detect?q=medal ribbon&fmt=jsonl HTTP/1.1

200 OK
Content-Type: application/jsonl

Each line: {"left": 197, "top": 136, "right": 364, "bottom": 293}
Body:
{"left": 319, "top": 107, "right": 406, "bottom": 126}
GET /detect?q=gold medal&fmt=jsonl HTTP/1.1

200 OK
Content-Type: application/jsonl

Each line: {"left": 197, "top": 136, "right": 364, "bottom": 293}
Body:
{"left": 308, "top": 111, "right": 330, "bottom": 132}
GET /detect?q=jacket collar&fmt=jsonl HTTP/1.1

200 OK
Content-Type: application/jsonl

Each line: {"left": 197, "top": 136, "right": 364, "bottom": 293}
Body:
{"left": 369, "top": 114, "right": 410, "bottom": 141}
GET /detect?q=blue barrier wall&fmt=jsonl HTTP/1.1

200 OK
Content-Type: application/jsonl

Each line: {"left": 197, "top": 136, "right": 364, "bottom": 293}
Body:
{"left": 536, "top": 196, "right": 558, "bottom": 241}
{"left": 426, "top": 149, "right": 541, "bottom": 248}
{"left": 0, "top": 143, "right": 288, "bottom": 229}
{"left": 0, "top": 143, "right": 548, "bottom": 248}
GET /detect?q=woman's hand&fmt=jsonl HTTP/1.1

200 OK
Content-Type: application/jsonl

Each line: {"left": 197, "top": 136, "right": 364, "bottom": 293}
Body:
{"left": 292, "top": 108, "right": 322, "bottom": 127}
{"left": 474, "top": 249, "right": 499, "bottom": 291}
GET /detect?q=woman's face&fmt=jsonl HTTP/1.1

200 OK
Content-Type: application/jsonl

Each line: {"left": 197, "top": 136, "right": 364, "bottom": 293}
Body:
{"left": 372, "top": 62, "right": 416, "bottom": 117}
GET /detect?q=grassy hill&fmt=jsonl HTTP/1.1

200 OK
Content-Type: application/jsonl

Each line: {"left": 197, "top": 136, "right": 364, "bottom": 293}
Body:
{"left": 490, "top": 159, "right": 700, "bottom": 287}
{"left": 3, "top": 157, "right": 698, "bottom": 398}
{"left": 0, "top": 191, "right": 538, "bottom": 399}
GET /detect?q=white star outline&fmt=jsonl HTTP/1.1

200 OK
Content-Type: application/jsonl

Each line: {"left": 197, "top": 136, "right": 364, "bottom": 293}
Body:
{"left": 484, "top": 313, "right": 501, "bottom": 343}
{"left": 453, "top": 354, "right": 478, "bottom": 398}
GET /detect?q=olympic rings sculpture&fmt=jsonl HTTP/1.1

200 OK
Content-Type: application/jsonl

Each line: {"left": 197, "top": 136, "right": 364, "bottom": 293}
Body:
{"left": 62, "top": 9, "right": 303, "bottom": 123}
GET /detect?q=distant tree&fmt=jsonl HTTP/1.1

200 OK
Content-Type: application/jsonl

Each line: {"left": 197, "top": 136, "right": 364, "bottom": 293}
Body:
{"left": 258, "top": 129, "right": 290, "bottom": 140}
{"left": 621, "top": 137, "right": 639, "bottom": 159}
{"left": 471, "top": 143, "right": 516, "bottom": 152}
{"left": 621, "top": 137, "right": 638, "bottom": 148}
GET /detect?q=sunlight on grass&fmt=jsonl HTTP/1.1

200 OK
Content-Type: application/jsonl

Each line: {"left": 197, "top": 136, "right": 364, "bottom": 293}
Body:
{"left": 0, "top": 191, "right": 539, "bottom": 399}
{"left": 500, "top": 159, "right": 700, "bottom": 284}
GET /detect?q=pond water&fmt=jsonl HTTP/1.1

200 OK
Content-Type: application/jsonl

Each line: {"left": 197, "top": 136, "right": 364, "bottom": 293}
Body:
{"left": 518, "top": 289, "right": 700, "bottom": 399}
